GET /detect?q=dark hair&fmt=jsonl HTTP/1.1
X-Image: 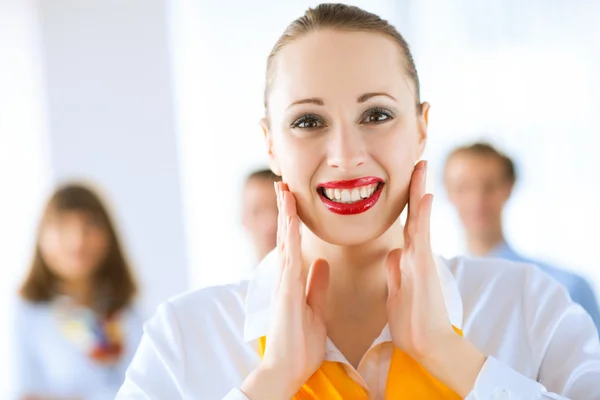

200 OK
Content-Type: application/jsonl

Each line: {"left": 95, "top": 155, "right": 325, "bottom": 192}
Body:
{"left": 19, "top": 183, "right": 137, "bottom": 316}
{"left": 246, "top": 168, "right": 282, "bottom": 183}
{"left": 446, "top": 142, "right": 517, "bottom": 184}
{"left": 264, "top": 3, "right": 420, "bottom": 112}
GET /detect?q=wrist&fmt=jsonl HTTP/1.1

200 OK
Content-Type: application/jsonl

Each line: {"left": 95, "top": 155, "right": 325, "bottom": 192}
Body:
{"left": 419, "top": 333, "right": 487, "bottom": 398}
{"left": 241, "top": 364, "right": 298, "bottom": 400}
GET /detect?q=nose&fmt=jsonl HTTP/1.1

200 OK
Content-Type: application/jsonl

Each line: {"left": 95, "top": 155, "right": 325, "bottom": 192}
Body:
{"left": 64, "top": 226, "right": 86, "bottom": 250}
{"left": 326, "top": 125, "right": 367, "bottom": 171}
{"left": 467, "top": 188, "right": 488, "bottom": 211}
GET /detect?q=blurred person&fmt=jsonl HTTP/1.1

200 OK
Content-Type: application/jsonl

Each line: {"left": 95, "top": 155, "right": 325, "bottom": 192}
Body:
{"left": 241, "top": 168, "right": 281, "bottom": 262}
{"left": 118, "top": 4, "right": 600, "bottom": 399}
{"left": 14, "top": 183, "right": 143, "bottom": 400}
{"left": 444, "top": 142, "right": 600, "bottom": 329}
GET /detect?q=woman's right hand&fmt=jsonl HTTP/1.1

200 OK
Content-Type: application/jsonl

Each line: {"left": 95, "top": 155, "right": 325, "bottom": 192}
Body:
{"left": 241, "top": 182, "right": 330, "bottom": 400}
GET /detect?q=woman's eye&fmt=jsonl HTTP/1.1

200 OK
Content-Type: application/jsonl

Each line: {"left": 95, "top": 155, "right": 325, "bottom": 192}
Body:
{"left": 291, "top": 115, "right": 325, "bottom": 129}
{"left": 361, "top": 108, "right": 394, "bottom": 124}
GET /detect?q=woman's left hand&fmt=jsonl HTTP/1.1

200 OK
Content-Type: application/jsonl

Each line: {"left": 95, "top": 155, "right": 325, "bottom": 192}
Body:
{"left": 386, "top": 160, "right": 486, "bottom": 396}
{"left": 385, "top": 160, "right": 454, "bottom": 360}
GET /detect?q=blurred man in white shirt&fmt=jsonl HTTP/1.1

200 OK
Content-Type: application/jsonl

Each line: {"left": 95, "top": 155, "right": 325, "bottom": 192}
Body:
{"left": 444, "top": 142, "right": 600, "bottom": 330}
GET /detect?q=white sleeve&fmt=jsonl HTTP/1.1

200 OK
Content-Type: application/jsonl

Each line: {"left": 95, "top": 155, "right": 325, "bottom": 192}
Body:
{"left": 115, "top": 302, "right": 250, "bottom": 400}
{"left": 466, "top": 267, "right": 600, "bottom": 400}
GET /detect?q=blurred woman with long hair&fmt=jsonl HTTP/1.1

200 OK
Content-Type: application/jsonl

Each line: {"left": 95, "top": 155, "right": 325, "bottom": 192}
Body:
{"left": 15, "top": 183, "right": 142, "bottom": 400}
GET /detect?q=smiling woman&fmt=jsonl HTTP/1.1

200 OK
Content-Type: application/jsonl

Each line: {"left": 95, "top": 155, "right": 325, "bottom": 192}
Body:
{"left": 117, "top": 4, "right": 600, "bottom": 399}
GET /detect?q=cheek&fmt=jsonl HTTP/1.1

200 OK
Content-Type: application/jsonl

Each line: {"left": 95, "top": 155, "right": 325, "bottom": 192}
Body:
{"left": 374, "top": 135, "right": 415, "bottom": 185}
{"left": 491, "top": 195, "right": 507, "bottom": 211}
{"left": 87, "top": 231, "right": 110, "bottom": 257}
{"left": 39, "top": 228, "right": 62, "bottom": 261}
{"left": 275, "top": 135, "right": 321, "bottom": 189}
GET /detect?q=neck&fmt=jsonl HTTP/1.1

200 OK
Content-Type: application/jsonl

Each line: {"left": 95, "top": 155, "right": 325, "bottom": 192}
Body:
{"left": 58, "top": 278, "right": 94, "bottom": 307}
{"left": 466, "top": 227, "right": 504, "bottom": 257}
{"left": 301, "top": 218, "right": 404, "bottom": 307}
{"left": 257, "top": 245, "right": 274, "bottom": 264}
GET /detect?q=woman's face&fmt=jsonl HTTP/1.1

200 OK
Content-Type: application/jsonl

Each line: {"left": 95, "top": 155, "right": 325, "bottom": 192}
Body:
{"left": 264, "top": 30, "right": 429, "bottom": 245}
{"left": 39, "top": 210, "right": 110, "bottom": 282}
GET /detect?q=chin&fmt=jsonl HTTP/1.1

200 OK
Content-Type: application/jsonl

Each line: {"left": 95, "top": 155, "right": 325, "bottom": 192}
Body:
{"left": 297, "top": 189, "right": 407, "bottom": 247}
{"left": 303, "top": 212, "right": 397, "bottom": 246}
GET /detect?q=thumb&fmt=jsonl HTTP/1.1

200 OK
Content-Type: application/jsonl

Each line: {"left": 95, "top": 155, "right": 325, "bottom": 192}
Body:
{"left": 386, "top": 248, "right": 402, "bottom": 295}
{"left": 306, "top": 258, "right": 330, "bottom": 318}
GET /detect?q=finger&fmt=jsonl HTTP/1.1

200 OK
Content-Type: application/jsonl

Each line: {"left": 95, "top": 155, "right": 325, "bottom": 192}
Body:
{"left": 274, "top": 183, "right": 289, "bottom": 291}
{"left": 416, "top": 193, "right": 434, "bottom": 251}
{"left": 406, "top": 160, "right": 427, "bottom": 235}
{"left": 275, "top": 182, "right": 283, "bottom": 251}
{"left": 306, "top": 258, "right": 330, "bottom": 318}
{"left": 283, "top": 192, "right": 302, "bottom": 282}
{"left": 385, "top": 248, "right": 402, "bottom": 295}
{"left": 283, "top": 188, "right": 297, "bottom": 219}
{"left": 280, "top": 184, "right": 289, "bottom": 253}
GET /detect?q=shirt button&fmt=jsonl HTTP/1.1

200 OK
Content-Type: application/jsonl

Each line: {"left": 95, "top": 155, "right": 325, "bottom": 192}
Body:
{"left": 492, "top": 388, "right": 510, "bottom": 400}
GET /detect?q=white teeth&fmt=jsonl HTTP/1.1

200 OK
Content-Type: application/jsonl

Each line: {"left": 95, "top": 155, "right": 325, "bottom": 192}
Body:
{"left": 360, "top": 186, "right": 368, "bottom": 198}
{"left": 341, "top": 189, "right": 351, "bottom": 202}
{"left": 367, "top": 184, "right": 375, "bottom": 197}
{"left": 322, "top": 182, "right": 380, "bottom": 203}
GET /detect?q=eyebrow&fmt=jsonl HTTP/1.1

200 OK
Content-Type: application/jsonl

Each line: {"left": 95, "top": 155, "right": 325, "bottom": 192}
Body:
{"left": 287, "top": 98, "right": 325, "bottom": 109}
{"left": 357, "top": 92, "right": 397, "bottom": 103}
{"left": 287, "top": 92, "right": 396, "bottom": 109}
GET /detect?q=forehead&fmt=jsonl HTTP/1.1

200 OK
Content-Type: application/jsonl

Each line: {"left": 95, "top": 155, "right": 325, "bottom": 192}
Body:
{"left": 269, "top": 30, "right": 413, "bottom": 106}
{"left": 446, "top": 153, "right": 506, "bottom": 182}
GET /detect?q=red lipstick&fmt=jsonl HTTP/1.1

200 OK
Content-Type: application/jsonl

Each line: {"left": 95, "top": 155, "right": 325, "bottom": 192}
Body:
{"left": 317, "top": 176, "right": 384, "bottom": 215}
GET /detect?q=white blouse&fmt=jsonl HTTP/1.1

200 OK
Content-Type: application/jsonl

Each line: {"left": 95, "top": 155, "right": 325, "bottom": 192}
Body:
{"left": 14, "top": 299, "right": 144, "bottom": 400}
{"left": 117, "top": 252, "right": 600, "bottom": 399}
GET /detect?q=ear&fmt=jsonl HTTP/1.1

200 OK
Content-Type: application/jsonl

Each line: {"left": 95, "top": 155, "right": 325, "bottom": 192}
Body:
{"left": 260, "top": 117, "right": 282, "bottom": 176}
{"left": 415, "top": 102, "right": 430, "bottom": 159}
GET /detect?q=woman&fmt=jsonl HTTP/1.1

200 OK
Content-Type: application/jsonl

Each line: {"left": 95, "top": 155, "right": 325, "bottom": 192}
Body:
{"left": 16, "top": 183, "right": 143, "bottom": 400}
{"left": 117, "top": 4, "right": 600, "bottom": 399}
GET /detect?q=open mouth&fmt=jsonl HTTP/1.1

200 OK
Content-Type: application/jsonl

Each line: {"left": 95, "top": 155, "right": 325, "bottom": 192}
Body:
{"left": 317, "top": 177, "right": 384, "bottom": 215}
{"left": 318, "top": 182, "right": 382, "bottom": 203}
